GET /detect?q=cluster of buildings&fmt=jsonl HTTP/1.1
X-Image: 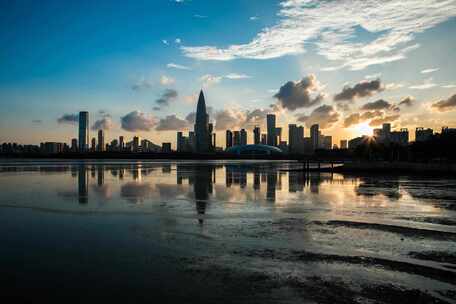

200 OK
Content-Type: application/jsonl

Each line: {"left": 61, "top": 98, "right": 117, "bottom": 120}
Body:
{"left": 1, "top": 89, "right": 455, "bottom": 155}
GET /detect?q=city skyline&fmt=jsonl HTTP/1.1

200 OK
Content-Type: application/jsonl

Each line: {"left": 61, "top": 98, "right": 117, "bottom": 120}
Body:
{"left": 1, "top": 1, "right": 456, "bottom": 147}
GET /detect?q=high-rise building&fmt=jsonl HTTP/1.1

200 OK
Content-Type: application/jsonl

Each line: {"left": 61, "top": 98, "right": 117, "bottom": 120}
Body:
{"left": 133, "top": 136, "right": 140, "bottom": 152}
{"left": 177, "top": 132, "right": 184, "bottom": 152}
{"left": 340, "top": 140, "right": 348, "bottom": 149}
{"left": 119, "top": 136, "right": 124, "bottom": 151}
{"left": 288, "top": 124, "right": 304, "bottom": 154}
{"left": 267, "top": 114, "right": 276, "bottom": 146}
{"left": 91, "top": 137, "right": 96, "bottom": 151}
{"left": 71, "top": 138, "right": 78, "bottom": 152}
{"left": 233, "top": 131, "right": 241, "bottom": 146}
{"left": 261, "top": 134, "right": 267, "bottom": 145}
{"left": 322, "top": 136, "right": 332, "bottom": 150}
{"left": 253, "top": 126, "right": 261, "bottom": 145}
{"left": 162, "top": 142, "right": 172, "bottom": 153}
{"left": 189, "top": 131, "right": 195, "bottom": 151}
{"left": 97, "top": 130, "right": 105, "bottom": 152}
{"left": 226, "top": 130, "right": 233, "bottom": 149}
{"left": 415, "top": 127, "right": 433, "bottom": 142}
{"left": 78, "top": 111, "right": 89, "bottom": 152}
{"left": 310, "top": 124, "right": 319, "bottom": 150}
{"left": 194, "top": 90, "right": 211, "bottom": 153}
{"left": 390, "top": 128, "right": 409, "bottom": 145}
{"left": 240, "top": 129, "right": 247, "bottom": 146}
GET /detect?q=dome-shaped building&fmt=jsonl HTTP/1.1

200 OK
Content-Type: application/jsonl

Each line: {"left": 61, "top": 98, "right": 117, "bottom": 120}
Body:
{"left": 226, "top": 144, "right": 283, "bottom": 155}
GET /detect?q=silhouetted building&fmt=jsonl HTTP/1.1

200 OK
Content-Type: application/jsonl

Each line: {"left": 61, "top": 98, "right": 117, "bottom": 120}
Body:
{"left": 240, "top": 129, "right": 247, "bottom": 145}
{"left": 261, "top": 134, "right": 267, "bottom": 145}
{"left": 78, "top": 111, "right": 89, "bottom": 152}
{"left": 194, "top": 90, "right": 211, "bottom": 153}
{"left": 348, "top": 136, "right": 369, "bottom": 149}
{"left": 415, "top": 127, "right": 433, "bottom": 142}
{"left": 226, "top": 130, "right": 233, "bottom": 149}
{"left": 310, "top": 124, "right": 319, "bottom": 150}
{"left": 390, "top": 128, "right": 409, "bottom": 145}
{"left": 340, "top": 139, "right": 348, "bottom": 149}
{"left": 91, "top": 137, "right": 96, "bottom": 151}
{"left": 71, "top": 138, "right": 78, "bottom": 152}
{"left": 119, "top": 136, "right": 124, "bottom": 151}
{"left": 289, "top": 124, "right": 304, "bottom": 154}
{"left": 322, "top": 135, "right": 332, "bottom": 150}
{"left": 267, "top": 114, "right": 276, "bottom": 146}
{"left": 233, "top": 131, "right": 240, "bottom": 146}
{"left": 133, "top": 136, "right": 140, "bottom": 152}
{"left": 98, "top": 130, "right": 105, "bottom": 152}
{"left": 253, "top": 126, "right": 261, "bottom": 145}
{"left": 162, "top": 142, "right": 171, "bottom": 153}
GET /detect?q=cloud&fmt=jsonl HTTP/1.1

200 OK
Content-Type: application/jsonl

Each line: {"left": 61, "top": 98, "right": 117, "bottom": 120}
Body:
{"left": 91, "top": 117, "right": 113, "bottom": 131}
{"left": 181, "top": 1, "right": 456, "bottom": 70}
{"left": 32, "top": 119, "right": 42, "bottom": 124}
{"left": 132, "top": 78, "right": 154, "bottom": 91}
{"left": 365, "top": 73, "right": 382, "bottom": 79}
{"left": 409, "top": 77, "right": 437, "bottom": 90}
{"left": 442, "top": 84, "right": 456, "bottom": 89}
{"left": 167, "top": 63, "right": 191, "bottom": 70}
{"left": 420, "top": 68, "right": 439, "bottom": 74}
{"left": 225, "top": 73, "right": 251, "bottom": 79}
{"left": 121, "top": 111, "right": 157, "bottom": 132}
{"left": 57, "top": 113, "right": 78, "bottom": 124}
{"left": 369, "top": 114, "right": 400, "bottom": 127}
{"left": 193, "top": 14, "right": 207, "bottom": 18}
{"left": 360, "top": 99, "right": 392, "bottom": 111}
{"left": 156, "top": 115, "right": 190, "bottom": 131}
{"left": 334, "top": 79, "right": 384, "bottom": 102}
{"left": 398, "top": 96, "right": 415, "bottom": 107}
{"left": 274, "top": 74, "right": 324, "bottom": 111}
{"left": 214, "top": 109, "right": 247, "bottom": 130}
{"left": 296, "top": 105, "right": 339, "bottom": 129}
{"left": 343, "top": 110, "right": 383, "bottom": 127}
{"left": 155, "top": 89, "right": 178, "bottom": 106}
{"left": 249, "top": 16, "right": 259, "bottom": 21}
{"left": 175, "top": 38, "right": 181, "bottom": 44}
{"left": 200, "top": 74, "right": 223, "bottom": 87}
{"left": 162, "top": 39, "right": 169, "bottom": 45}
{"left": 431, "top": 94, "right": 456, "bottom": 112}
{"left": 160, "top": 75, "right": 175, "bottom": 86}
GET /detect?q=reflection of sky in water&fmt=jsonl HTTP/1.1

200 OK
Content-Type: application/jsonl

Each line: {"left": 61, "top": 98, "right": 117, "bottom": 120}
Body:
{"left": 0, "top": 160, "right": 455, "bottom": 224}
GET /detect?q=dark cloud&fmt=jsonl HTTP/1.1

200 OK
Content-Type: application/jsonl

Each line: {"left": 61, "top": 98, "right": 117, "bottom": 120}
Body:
{"left": 296, "top": 105, "right": 339, "bottom": 129}
{"left": 398, "top": 96, "right": 415, "bottom": 107}
{"left": 343, "top": 110, "right": 384, "bottom": 127}
{"left": 214, "top": 109, "right": 246, "bottom": 130}
{"left": 156, "top": 115, "right": 190, "bottom": 131}
{"left": 431, "top": 94, "right": 456, "bottom": 112}
{"left": 121, "top": 111, "right": 157, "bottom": 132}
{"left": 334, "top": 79, "right": 384, "bottom": 102}
{"left": 155, "top": 89, "right": 178, "bottom": 107}
{"left": 91, "top": 117, "right": 113, "bottom": 131}
{"left": 132, "top": 79, "right": 153, "bottom": 91}
{"left": 360, "top": 99, "right": 392, "bottom": 111}
{"left": 57, "top": 113, "right": 78, "bottom": 124}
{"left": 369, "top": 114, "right": 400, "bottom": 127}
{"left": 274, "top": 75, "right": 324, "bottom": 111}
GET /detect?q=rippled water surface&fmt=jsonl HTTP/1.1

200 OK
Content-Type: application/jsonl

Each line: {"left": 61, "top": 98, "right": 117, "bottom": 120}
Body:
{"left": 1, "top": 160, "right": 455, "bottom": 303}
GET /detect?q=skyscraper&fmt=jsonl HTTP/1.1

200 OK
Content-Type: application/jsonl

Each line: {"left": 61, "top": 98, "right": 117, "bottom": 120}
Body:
{"left": 119, "top": 136, "right": 124, "bottom": 151}
{"left": 233, "top": 131, "right": 241, "bottom": 146}
{"left": 194, "top": 90, "right": 211, "bottom": 153}
{"left": 97, "top": 129, "right": 105, "bottom": 152}
{"left": 78, "top": 111, "right": 89, "bottom": 152}
{"left": 91, "top": 137, "right": 96, "bottom": 152}
{"left": 289, "top": 124, "right": 304, "bottom": 154}
{"left": 133, "top": 136, "right": 140, "bottom": 152}
{"left": 240, "top": 129, "right": 247, "bottom": 145}
{"left": 310, "top": 124, "right": 319, "bottom": 151}
{"left": 226, "top": 130, "right": 233, "bottom": 149}
{"left": 267, "top": 114, "right": 276, "bottom": 146}
{"left": 253, "top": 126, "right": 260, "bottom": 145}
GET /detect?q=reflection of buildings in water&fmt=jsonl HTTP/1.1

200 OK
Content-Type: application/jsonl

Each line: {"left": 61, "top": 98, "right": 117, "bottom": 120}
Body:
{"left": 90, "top": 166, "right": 96, "bottom": 179}
{"left": 355, "top": 177, "right": 401, "bottom": 199}
{"left": 309, "top": 173, "right": 321, "bottom": 194}
{"left": 288, "top": 171, "right": 305, "bottom": 193}
{"left": 253, "top": 171, "right": 260, "bottom": 191}
{"left": 97, "top": 165, "right": 104, "bottom": 186}
{"left": 162, "top": 164, "right": 172, "bottom": 174}
{"left": 132, "top": 166, "right": 141, "bottom": 181}
{"left": 78, "top": 165, "right": 88, "bottom": 204}
{"left": 266, "top": 171, "right": 277, "bottom": 202}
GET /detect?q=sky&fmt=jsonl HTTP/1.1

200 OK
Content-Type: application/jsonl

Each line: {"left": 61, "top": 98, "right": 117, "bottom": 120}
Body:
{"left": 1, "top": 0, "right": 456, "bottom": 148}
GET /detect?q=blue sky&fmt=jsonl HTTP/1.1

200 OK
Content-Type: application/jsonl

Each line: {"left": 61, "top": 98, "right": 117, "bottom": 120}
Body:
{"left": 1, "top": 0, "right": 456, "bottom": 147}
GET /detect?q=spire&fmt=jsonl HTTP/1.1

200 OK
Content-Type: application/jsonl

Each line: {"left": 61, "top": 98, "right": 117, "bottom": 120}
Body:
{"left": 197, "top": 89, "right": 206, "bottom": 115}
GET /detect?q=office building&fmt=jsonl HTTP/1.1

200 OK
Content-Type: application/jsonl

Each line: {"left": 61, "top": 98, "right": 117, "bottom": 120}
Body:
{"left": 97, "top": 130, "right": 105, "bottom": 152}
{"left": 133, "top": 136, "right": 140, "bottom": 152}
{"left": 310, "top": 124, "right": 319, "bottom": 150}
{"left": 78, "top": 111, "right": 89, "bottom": 152}
{"left": 71, "top": 138, "right": 78, "bottom": 152}
{"left": 233, "top": 131, "right": 240, "bottom": 146}
{"left": 162, "top": 142, "right": 172, "bottom": 153}
{"left": 390, "top": 128, "right": 409, "bottom": 145}
{"left": 267, "top": 114, "right": 276, "bottom": 146}
{"left": 240, "top": 129, "right": 247, "bottom": 146}
{"left": 253, "top": 126, "right": 261, "bottom": 145}
{"left": 288, "top": 124, "right": 304, "bottom": 154}
{"left": 415, "top": 128, "right": 433, "bottom": 142}
{"left": 261, "top": 134, "right": 267, "bottom": 145}
{"left": 226, "top": 130, "right": 233, "bottom": 149}
{"left": 322, "top": 136, "right": 332, "bottom": 150}
{"left": 91, "top": 137, "right": 96, "bottom": 151}
{"left": 119, "top": 136, "right": 124, "bottom": 151}
{"left": 340, "top": 140, "right": 348, "bottom": 149}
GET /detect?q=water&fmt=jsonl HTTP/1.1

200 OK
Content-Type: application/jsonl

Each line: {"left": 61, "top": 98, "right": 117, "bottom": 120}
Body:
{"left": 0, "top": 160, "right": 455, "bottom": 303}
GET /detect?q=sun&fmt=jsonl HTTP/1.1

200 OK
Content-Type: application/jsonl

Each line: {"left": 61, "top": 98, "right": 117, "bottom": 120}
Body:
{"left": 354, "top": 122, "right": 373, "bottom": 136}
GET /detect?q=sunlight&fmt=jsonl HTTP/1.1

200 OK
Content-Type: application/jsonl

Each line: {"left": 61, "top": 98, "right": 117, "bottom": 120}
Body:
{"left": 354, "top": 122, "right": 373, "bottom": 137}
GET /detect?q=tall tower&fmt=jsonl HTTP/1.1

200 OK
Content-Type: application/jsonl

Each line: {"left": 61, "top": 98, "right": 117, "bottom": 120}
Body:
{"left": 310, "top": 124, "right": 319, "bottom": 151}
{"left": 194, "top": 90, "right": 211, "bottom": 153}
{"left": 253, "top": 126, "right": 261, "bottom": 145}
{"left": 267, "top": 114, "right": 276, "bottom": 146}
{"left": 98, "top": 129, "right": 105, "bottom": 152}
{"left": 78, "top": 111, "right": 89, "bottom": 152}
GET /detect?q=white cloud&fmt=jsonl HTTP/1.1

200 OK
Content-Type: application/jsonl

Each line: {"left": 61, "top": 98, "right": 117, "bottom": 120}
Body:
{"left": 365, "top": 73, "right": 382, "bottom": 79}
{"left": 175, "top": 38, "right": 181, "bottom": 44}
{"left": 162, "top": 39, "right": 169, "bottom": 45}
{"left": 193, "top": 14, "right": 207, "bottom": 18}
{"left": 225, "top": 73, "right": 251, "bottom": 79}
{"left": 166, "top": 63, "right": 191, "bottom": 70}
{"left": 249, "top": 16, "right": 259, "bottom": 21}
{"left": 420, "top": 67, "right": 440, "bottom": 74}
{"left": 160, "top": 75, "right": 175, "bottom": 86}
{"left": 199, "top": 74, "right": 223, "bottom": 87}
{"left": 441, "top": 84, "right": 456, "bottom": 88}
{"left": 181, "top": 0, "right": 456, "bottom": 70}
{"left": 409, "top": 77, "right": 437, "bottom": 89}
